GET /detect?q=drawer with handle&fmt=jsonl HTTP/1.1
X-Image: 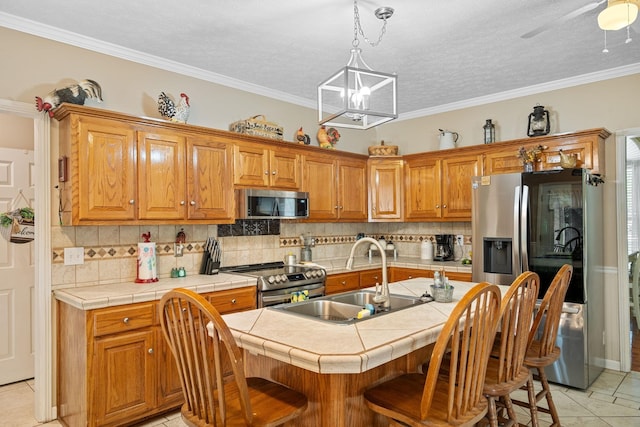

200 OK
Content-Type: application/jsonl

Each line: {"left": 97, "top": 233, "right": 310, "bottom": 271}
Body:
{"left": 208, "top": 287, "right": 257, "bottom": 314}
{"left": 92, "top": 302, "right": 155, "bottom": 337}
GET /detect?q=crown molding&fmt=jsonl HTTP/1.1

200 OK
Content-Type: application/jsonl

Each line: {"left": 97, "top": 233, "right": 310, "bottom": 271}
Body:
{"left": 398, "top": 62, "right": 640, "bottom": 121}
{"left": 2, "top": 12, "right": 638, "bottom": 121}
{"left": 0, "top": 12, "right": 317, "bottom": 110}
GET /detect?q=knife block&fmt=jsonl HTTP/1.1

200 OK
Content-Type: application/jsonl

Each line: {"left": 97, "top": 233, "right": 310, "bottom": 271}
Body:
{"left": 199, "top": 255, "right": 220, "bottom": 275}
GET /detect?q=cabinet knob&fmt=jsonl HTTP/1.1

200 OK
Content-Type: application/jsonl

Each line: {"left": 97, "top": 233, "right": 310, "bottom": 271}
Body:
{"left": 272, "top": 171, "right": 276, "bottom": 175}
{"left": 180, "top": 201, "right": 185, "bottom": 205}
{"left": 190, "top": 201, "right": 196, "bottom": 206}
{"left": 339, "top": 205, "right": 343, "bottom": 209}
{"left": 264, "top": 171, "right": 269, "bottom": 175}
{"left": 335, "top": 205, "right": 339, "bottom": 209}
{"left": 148, "top": 348, "right": 154, "bottom": 354}
{"left": 129, "top": 200, "right": 135, "bottom": 205}
{"left": 341, "top": 281, "right": 346, "bottom": 285}
{"left": 231, "top": 298, "right": 237, "bottom": 304}
{"left": 435, "top": 204, "right": 440, "bottom": 209}
{"left": 442, "top": 204, "right": 447, "bottom": 208}
{"left": 123, "top": 317, "right": 129, "bottom": 324}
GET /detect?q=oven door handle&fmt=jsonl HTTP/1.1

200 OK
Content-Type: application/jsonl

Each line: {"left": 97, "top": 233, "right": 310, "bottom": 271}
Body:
{"left": 261, "top": 285, "right": 325, "bottom": 305}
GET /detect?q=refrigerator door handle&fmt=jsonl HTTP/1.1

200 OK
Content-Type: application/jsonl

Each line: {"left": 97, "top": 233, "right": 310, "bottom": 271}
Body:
{"left": 521, "top": 185, "right": 529, "bottom": 271}
{"left": 514, "top": 186, "right": 521, "bottom": 273}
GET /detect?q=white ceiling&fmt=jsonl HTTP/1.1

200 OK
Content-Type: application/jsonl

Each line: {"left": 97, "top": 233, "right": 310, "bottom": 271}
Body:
{"left": 1, "top": 0, "right": 640, "bottom": 118}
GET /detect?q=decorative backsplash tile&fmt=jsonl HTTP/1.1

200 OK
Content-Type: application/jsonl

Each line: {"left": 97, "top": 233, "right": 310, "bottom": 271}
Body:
{"left": 52, "top": 241, "right": 204, "bottom": 264}
{"left": 217, "top": 219, "right": 280, "bottom": 237}
{"left": 279, "top": 234, "right": 470, "bottom": 247}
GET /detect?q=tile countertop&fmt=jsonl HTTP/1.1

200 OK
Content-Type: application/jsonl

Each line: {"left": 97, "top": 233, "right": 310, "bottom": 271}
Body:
{"left": 52, "top": 256, "right": 471, "bottom": 311}
{"left": 308, "top": 255, "right": 472, "bottom": 275}
{"left": 219, "top": 278, "right": 506, "bottom": 375}
{"left": 53, "top": 273, "right": 256, "bottom": 310}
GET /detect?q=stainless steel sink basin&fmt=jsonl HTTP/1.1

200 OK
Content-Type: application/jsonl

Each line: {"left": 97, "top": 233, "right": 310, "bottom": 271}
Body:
{"left": 270, "top": 290, "right": 428, "bottom": 323}
{"left": 329, "top": 290, "right": 424, "bottom": 311}
{"left": 275, "top": 300, "right": 364, "bottom": 322}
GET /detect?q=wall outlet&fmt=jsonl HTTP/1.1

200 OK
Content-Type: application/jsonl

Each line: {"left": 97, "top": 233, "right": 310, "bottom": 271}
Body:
{"left": 456, "top": 235, "right": 464, "bottom": 245}
{"left": 64, "top": 247, "right": 85, "bottom": 265}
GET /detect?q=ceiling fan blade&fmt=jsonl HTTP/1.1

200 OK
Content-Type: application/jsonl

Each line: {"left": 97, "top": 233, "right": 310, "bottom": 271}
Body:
{"left": 521, "top": 0, "right": 607, "bottom": 39}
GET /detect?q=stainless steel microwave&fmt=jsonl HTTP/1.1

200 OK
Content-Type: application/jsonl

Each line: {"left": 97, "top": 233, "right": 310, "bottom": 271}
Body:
{"left": 236, "top": 189, "right": 309, "bottom": 219}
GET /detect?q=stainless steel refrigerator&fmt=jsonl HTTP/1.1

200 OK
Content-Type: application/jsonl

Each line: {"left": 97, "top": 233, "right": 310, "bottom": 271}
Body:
{"left": 471, "top": 168, "right": 605, "bottom": 389}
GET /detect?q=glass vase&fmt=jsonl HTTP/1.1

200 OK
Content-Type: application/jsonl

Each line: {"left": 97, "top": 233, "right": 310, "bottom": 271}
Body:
{"left": 523, "top": 162, "right": 534, "bottom": 172}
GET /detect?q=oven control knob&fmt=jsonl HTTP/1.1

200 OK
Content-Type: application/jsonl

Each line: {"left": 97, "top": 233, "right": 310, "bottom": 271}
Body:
{"left": 267, "top": 275, "right": 276, "bottom": 284}
{"left": 280, "top": 274, "right": 288, "bottom": 282}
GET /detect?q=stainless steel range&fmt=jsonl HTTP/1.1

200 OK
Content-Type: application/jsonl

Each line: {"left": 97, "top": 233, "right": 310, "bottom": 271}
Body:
{"left": 220, "top": 262, "right": 326, "bottom": 307}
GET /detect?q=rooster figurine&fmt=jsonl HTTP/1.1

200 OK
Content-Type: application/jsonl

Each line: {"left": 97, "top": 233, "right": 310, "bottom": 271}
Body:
{"left": 157, "top": 92, "right": 190, "bottom": 123}
{"left": 35, "top": 79, "right": 103, "bottom": 117}
{"left": 295, "top": 127, "right": 311, "bottom": 145}
{"left": 317, "top": 125, "right": 340, "bottom": 149}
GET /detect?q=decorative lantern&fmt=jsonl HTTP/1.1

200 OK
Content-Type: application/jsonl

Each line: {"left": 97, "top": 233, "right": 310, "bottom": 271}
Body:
{"left": 483, "top": 119, "right": 495, "bottom": 144}
{"left": 527, "top": 105, "right": 550, "bottom": 137}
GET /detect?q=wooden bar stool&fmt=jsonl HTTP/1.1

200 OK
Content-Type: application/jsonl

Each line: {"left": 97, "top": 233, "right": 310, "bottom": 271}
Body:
{"left": 512, "top": 264, "right": 573, "bottom": 427}
{"left": 482, "top": 271, "right": 540, "bottom": 427}
{"left": 159, "top": 288, "right": 308, "bottom": 427}
{"left": 364, "top": 282, "right": 502, "bottom": 426}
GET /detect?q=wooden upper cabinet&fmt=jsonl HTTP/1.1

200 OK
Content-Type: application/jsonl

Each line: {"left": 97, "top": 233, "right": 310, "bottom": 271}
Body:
{"left": 483, "top": 128, "right": 610, "bottom": 175}
{"left": 56, "top": 105, "right": 235, "bottom": 224}
{"left": 441, "top": 154, "right": 481, "bottom": 219}
{"left": 233, "top": 142, "right": 301, "bottom": 189}
{"left": 337, "top": 158, "right": 368, "bottom": 221}
{"left": 303, "top": 154, "right": 367, "bottom": 221}
{"left": 187, "top": 137, "right": 234, "bottom": 221}
{"left": 404, "top": 153, "right": 480, "bottom": 221}
{"left": 137, "top": 131, "right": 187, "bottom": 220}
{"left": 76, "top": 116, "right": 137, "bottom": 221}
{"left": 303, "top": 155, "right": 338, "bottom": 220}
{"left": 368, "top": 158, "right": 404, "bottom": 221}
{"left": 404, "top": 155, "right": 441, "bottom": 220}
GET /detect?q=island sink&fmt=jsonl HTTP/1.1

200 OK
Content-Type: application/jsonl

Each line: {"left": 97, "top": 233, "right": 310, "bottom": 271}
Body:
{"left": 271, "top": 290, "right": 428, "bottom": 323}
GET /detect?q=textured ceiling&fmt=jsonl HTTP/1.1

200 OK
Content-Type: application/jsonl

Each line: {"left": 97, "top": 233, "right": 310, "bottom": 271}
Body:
{"left": 1, "top": 0, "right": 640, "bottom": 118}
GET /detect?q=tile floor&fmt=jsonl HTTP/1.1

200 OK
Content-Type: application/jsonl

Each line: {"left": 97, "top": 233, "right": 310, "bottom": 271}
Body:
{"left": 1, "top": 370, "right": 639, "bottom": 426}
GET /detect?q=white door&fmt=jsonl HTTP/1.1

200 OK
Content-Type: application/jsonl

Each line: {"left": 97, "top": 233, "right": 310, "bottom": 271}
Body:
{"left": 0, "top": 147, "right": 35, "bottom": 385}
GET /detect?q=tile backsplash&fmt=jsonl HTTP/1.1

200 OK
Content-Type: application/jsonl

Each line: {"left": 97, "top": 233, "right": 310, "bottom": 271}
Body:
{"left": 51, "top": 221, "right": 471, "bottom": 289}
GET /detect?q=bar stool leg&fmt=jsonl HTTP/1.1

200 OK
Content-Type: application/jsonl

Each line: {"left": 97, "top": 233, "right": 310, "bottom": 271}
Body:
{"left": 537, "top": 367, "right": 561, "bottom": 427}
{"left": 525, "top": 375, "right": 540, "bottom": 427}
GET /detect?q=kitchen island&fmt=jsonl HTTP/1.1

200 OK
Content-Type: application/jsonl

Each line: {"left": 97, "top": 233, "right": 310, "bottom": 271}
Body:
{"left": 220, "top": 278, "right": 502, "bottom": 427}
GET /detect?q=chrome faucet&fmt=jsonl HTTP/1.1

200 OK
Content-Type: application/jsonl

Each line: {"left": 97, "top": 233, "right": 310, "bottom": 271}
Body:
{"left": 346, "top": 237, "right": 389, "bottom": 307}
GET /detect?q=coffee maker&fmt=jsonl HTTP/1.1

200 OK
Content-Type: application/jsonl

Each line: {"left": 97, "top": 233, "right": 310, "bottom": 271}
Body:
{"left": 434, "top": 234, "right": 454, "bottom": 261}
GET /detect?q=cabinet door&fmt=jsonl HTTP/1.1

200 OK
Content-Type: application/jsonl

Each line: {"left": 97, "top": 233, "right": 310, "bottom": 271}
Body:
{"left": 187, "top": 137, "right": 234, "bottom": 220}
{"left": 156, "top": 328, "right": 184, "bottom": 410}
{"left": 337, "top": 159, "right": 368, "bottom": 220}
{"left": 269, "top": 150, "right": 301, "bottom": 189}
{"left": 369, "top": 159, "right": 403, "bottom": 220}
{"left": 390, "top": 267, "right": 432, "bottom": 282}
{"left": 233, "top": 143, "right": 269, "bottom": 187}
{"left": 326, "top": 272, "right": 360, "bottom": 294}
{"left": 446, "top": 272, "right": 472, "bottom": 282}
{"left": 93, "top": 329, "right": 156, "bottom": 426}
{"left": 303, "top": 156, "right": 338, "bottom": 220}
{"left": 137, "top": 131, "right": 186, "bottom": 220}
{"left": 441, "top": 155, "right": 481, "bottom": 219}
{"left": 359, "top": 269, "right": 384, "bottom": 288}
{"left": 404, "top": 156, "right": 441, "bottom": 220}
{"left": 78, "top": 117, "right": 136, "bottom": 221}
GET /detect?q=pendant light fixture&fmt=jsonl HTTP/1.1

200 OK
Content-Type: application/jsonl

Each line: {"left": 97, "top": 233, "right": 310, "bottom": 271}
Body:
{"left": 598, "top": 0, "right": 638, "bottom": 31}
{"left": 318, "top": 0, "right": 397, "bottom": 130}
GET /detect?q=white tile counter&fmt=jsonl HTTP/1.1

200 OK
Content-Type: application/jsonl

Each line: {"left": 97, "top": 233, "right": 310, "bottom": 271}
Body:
{"left": 220, "top": 278, "right": 503, "bottom": 375}
{"left": 53, "top": 273, "right": 255, "bottom": 310}
{"left": 308, "top": 255, "right": 472, "bottom": 275}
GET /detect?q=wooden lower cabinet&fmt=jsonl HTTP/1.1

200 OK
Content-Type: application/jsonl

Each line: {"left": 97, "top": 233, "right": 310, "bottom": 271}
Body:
{"left": 325, "top": 272, "right": 360, "bottom": 294}
{"left": 57, "top": 286, "right": 256, "bottom": 427}
{"left": 390, "top": 267, "right": 433, "bottom": 282}
{"left": 359, "top": 269, "right": 383, "bottom": 288}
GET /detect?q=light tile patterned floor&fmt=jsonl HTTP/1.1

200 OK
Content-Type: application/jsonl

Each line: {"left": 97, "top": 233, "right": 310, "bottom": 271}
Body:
{"left": 1, "top": 370, "right": 639, "bottom": 426}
